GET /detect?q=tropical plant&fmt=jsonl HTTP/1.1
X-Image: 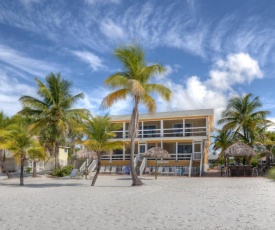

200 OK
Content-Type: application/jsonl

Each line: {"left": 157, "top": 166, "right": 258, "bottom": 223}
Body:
{"left": 19, "top": 73, "right": 87, "bottom": 169}
{"left": 212, "top": 129, "right": 234, "bottom": 162}
{"left": 0, "top": 115, "right": 44, "bottom": 185}
{"left": 218, "top": 94, "right": 271, "bottom": 147}
{"left": 0, "top": 112, "right": 13, "bottom": 178}
{"left": 102, "top": 44, "right": 171, "bottom": 186}
{"left": 82, "top": 115, "right": 124, "bottom": 186}
{"left": 27, "top": 145, "right": 46, "bottom": 177}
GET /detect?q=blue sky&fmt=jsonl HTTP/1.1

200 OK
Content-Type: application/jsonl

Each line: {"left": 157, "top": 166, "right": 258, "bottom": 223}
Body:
{"left": 0, "top": 0, "right": 275, "bottom": 124}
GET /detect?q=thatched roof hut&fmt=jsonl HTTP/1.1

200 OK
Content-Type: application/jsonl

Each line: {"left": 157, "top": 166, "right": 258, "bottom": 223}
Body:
{"left": 73, "top": 149, "right": 97, "bottom": 159}
{"left": 142, "top": 146, "right": 171, "bottom": 159}
{"left": 224, "top": 142, "right": 255, "bottom": 157}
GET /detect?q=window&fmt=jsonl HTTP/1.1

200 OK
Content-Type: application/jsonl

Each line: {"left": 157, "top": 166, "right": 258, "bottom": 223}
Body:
{"left": 173, "top": 124, "right": 183, "bottom": 136}
{"left": 185, "top": 123, "right": 192, "bottom": 136}
{"left": 140, "top": 125, "right": 157, "bottom": 137}
{"left": 178, "top": 144, "right": 192, "bottom": 153}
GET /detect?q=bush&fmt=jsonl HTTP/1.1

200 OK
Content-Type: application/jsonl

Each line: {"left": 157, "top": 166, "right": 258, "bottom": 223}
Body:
{"left": 52, "top": 165, "right": 73, "bottom": 177}
{"left": 26, "top": 167, "right": 32, "bottom": 173}
{"left": 267, "top": 168, "right": 275, "bottom": 180}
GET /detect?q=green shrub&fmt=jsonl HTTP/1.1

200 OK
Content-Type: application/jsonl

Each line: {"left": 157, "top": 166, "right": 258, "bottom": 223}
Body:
{"left": 26, "top": 167, "right": 32, "bottom": 173}
{"left": 52, "top": 165, "right": 73, "bottom": 177}
{"left": 267, "top": 168, "right": 275, "bottom": 180}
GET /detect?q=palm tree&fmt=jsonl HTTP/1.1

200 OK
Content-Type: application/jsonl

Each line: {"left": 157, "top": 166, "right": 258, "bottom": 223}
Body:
{"left": 218, "top": 94, "right": 271, "bottom": 147}
{"left": 0, "top": 116, "right": 43, "bottom": 185}
{"left": 19, "top": 73, "right": 87, "bottom": 169}
{"left": 102, "top": 44, "right": 172, "bottom": 186}
{"left": 212, "top": 129, "right": 234, "bottom": 159}
{"left": 82, "top": 115, "right": 124, "bottom": 186}
{"left": 27, "top": 145, "right": 46, "bottom": 177}
{"left": 0, "top": 112, "right": 13, "bottom": 178}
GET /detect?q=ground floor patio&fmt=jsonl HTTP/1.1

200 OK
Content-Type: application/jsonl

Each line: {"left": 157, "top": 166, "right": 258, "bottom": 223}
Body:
{"left": 1, "top": 175, "right": 275, "bottom": 229}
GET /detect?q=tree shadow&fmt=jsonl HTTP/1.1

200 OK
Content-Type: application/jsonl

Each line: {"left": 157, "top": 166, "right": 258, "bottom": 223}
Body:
{"left": 0, "top": 183, "right": 87, "bottom": 188}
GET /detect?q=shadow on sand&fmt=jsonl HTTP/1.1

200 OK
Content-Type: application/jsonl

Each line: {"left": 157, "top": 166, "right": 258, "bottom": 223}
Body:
{"left": 0, "top": 182, "right": 87, "bottom": 188}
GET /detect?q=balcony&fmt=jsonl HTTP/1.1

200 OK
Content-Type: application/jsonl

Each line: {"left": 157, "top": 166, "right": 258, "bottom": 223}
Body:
{"left": 113, "top": 126, "right": 207, "bottom": 139}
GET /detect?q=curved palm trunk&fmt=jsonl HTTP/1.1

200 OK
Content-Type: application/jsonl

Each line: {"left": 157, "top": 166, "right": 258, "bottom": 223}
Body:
{"left": 91, "top": 155, "right": 101, "bottom": 186}
{"left": 54, "top": 142, "right": 60, "bottom": 169}
{"left": 20, "top": 159, "right": 24, "bottom": 186}
{"left": 33, "top": 161, "right": 37, "bottom": 177}
{"left": 129, "top": 98, "right": 143, "bottom": 186}
{"left": 0, "top": 160, "right": 13, "bottom": 178}
{"left": 0, "top": 151, "right": 13, "bottom": 178}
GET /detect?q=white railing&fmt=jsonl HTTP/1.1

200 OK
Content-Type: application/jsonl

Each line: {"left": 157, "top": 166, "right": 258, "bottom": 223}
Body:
{"left": 79, "top": 159, "right": 92, "bottom": 173}
{"left": 88, "top": 159, "right": 98, "bottom": 172}
{"left": 193, "top": 152, "right": 201, "bottom": 160}
{"left": 113, "top": 126, "right": 207, "bottom": 139}
{"left": 134, "top": 155, "right": 138, "bottom": 168}
{"left": 139, "top": 157, "right": 147, "bottom": 176}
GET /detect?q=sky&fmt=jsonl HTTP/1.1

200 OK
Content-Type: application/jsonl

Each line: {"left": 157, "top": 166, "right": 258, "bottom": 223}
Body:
{"left": 1, "top": 0, "right": 275, "bottom": 125}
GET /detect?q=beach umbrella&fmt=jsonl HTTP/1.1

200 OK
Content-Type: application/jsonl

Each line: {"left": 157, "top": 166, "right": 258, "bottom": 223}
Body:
{"left": 224, "top": 142, "right": 255, "bottom": 165}
{"left": 142, "top": 146, "right": 171, "bottom": 179}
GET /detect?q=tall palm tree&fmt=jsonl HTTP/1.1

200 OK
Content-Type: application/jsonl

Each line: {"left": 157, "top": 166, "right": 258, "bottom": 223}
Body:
{"left": 82, "top": 115, "right": 124, "bottom": 186}
{"left": 102, "top": 44, "right": 172, "bottom": 186}
{"left": 0, "top": 116, "right": 44, "bottom": 185}
{"left": 0, "top": 112, "right": 13, "bottom": 178}
{"left": 218, "top": 94, "right": 271, "bottom": 147}
{"left": 19, "top": 73, "right": 87, "bottom": 169}
{"left": 27, "top": 145, "right": 46, "bottom": 177}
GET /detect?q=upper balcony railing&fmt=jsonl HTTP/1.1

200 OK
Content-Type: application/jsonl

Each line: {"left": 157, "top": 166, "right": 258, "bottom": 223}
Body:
{"left": 113, "top": 127, "right": 207, "bottom": 139}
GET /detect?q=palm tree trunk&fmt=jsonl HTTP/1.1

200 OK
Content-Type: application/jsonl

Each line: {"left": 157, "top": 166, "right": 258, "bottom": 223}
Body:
{"left": 20, "top": 159, "right": 24, "bottom": 186}
{"left": 129, "top": 98, "right": 143, "bottom": 186}
{"left": 33, "top": 161, "right": 37, "bottom": 177}
{"left": 0, "top": 160, "right": 13, "bottom": 178}
{"left": 54, "top": 142, "right": 60, "bottom": 169}
{"left": 91, "top": 156, "right": 101, "bottom": 186}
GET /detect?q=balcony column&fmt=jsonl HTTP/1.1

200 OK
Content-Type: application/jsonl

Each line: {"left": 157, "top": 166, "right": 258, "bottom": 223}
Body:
{"left": 176, "top": 142, "right": 178, "bottom": 162}
{"left": 160, "top": 120, "right": 163, "bottom": 137}
{"left": 123, "top": 122, "right": 126, "bottom": 138}
{"left": 141, "top": 121, "right": 144, "bottom": 138}
{"left": 182, "top": 119, "right": 185, "bottom": 137}
{"left": 161, "top": 140, "right": 163, "bottom": 148}
{"left": 123, "top": 144, "right": 125, "bottom": 160}
{"left": 206, "top": 117, "right": 208, "bottom": 135}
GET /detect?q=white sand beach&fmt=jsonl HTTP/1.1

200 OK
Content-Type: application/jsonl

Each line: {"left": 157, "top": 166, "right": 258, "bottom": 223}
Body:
{"left": 1, "top": 175, "right": 275, "bottom": 230}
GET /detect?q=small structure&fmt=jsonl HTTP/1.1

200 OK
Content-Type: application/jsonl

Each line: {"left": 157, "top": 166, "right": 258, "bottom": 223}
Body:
{"left": 224, "top": 142, "right": 256, "bottom": 176}
{"left": 142, "top": 146, "right": 171, "bottom": 179}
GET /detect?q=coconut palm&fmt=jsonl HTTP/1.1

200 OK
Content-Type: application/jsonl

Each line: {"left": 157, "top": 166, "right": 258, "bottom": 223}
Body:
{"left": 0, "top": 112, "right": 13, "bottom": 178}
{"left": 0, "top": 116, "right": 44, "bottom": 185}
{"left": 102, "top": 44, "right": 172, "bottom": 186}
{"left": 218, "top": 94, "right": 271, "bottom": 147}
{"left": 27, "top": 145, "right": 46, "bottom": 177}
{"left": 19, "top": 73, "right": 87, "bottom": 169}
{"left": 82, "top": 115, "right": 124, "bottom": 186}
{"left": 212, "top": 129, "right": 234, "bottom": 160}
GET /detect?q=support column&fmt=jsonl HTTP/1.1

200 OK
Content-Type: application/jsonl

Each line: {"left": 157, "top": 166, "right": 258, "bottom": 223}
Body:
{"left": 176, "top": 142, "right": 178, "bottom": 162}
{"left": 182, "top": 119, "right": 185, "bottom": 137}
{"left": 141, "top": 121, "right": 144, "bottom": 138}
{"left": 123, "top": 122, "right": 126, "bottom": 138}
{"left": 160, "top": 120, "right": 164, "bottom": 137}
{"left": 161, "top": 140, "right": 163, "bottom": 148}
{"left": 123, "top": 144, "right": 125, "bottom": 160}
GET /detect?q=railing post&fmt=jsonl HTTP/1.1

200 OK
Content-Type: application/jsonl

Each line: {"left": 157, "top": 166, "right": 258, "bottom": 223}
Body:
{"left": 123, "top": 122, "right": 126, "bottom": 138}
{"left": 176, "top": 142, "right": 178, "bottom": 162}
{"left": 123, "top": 144, "right": 125, "bottom": 160}
{"left": 141, "top": 121, "right": 144, "bottom": 138}
{"left": 160, "top": 120, "right": 163, "bottom": 137}
{"left": 182, "top": 119, "right": 185, "bottom": 136}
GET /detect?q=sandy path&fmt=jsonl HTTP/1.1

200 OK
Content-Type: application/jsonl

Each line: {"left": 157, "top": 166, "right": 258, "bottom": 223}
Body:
{"left": 0, "top": 175, "right": 275, "bottom": 230}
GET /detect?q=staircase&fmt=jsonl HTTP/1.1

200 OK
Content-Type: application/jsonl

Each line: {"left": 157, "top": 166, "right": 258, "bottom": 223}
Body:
{"left": 139, "top": 157, "right": 147, "bottom": 176}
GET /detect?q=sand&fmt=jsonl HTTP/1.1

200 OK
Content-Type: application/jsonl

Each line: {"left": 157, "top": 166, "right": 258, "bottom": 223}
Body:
{"left": 1, "top": 174, "right": 275, "bottom": 230}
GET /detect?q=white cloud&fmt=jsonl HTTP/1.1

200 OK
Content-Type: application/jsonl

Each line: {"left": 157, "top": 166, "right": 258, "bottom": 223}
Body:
{"left": 207, "top": 53, "right": 263, "bottom": 91}
{"left": 85, "top": 0, "right": 121, "bottom": 5}
{"left": 72, "top": 50, "right": 107, "bottom": 71}
{"left": 100, "top": 19, "right": 125, "bottom": 40}
{"left": 0, "top": 45, "right": 63, "bottom": 77}
{"left": 0, "top": 71, "right": 37, "bottom": 116}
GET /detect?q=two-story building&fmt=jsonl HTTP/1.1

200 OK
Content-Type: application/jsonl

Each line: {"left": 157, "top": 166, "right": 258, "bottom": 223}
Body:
{"left": 100, "top": 109, "right": 214, "bottom": 176}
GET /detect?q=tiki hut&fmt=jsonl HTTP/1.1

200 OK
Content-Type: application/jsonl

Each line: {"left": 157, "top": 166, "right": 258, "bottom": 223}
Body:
{"left": 73, "top": 149, "right": 97, "bottom": 159}
{"left": 224, "top": 142, "right": 255, "bottom": 166}
{"left": 142, "top": 146, "right": 171, "bottom": 179}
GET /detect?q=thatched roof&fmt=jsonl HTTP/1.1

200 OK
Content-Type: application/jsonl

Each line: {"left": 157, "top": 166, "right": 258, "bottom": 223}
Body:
{"left": 73, "top": 149, "right": 97, "bottom": 159}
{"left": 142, "top": 146, "right": 171, "bottom": 159}
{"left": 224, "top": 142, "right": 255, "bottom": 157}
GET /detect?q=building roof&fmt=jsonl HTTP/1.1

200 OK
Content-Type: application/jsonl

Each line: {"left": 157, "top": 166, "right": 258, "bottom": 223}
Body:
{"left": 110, "top": 109, "right": 214, "bottom": 121}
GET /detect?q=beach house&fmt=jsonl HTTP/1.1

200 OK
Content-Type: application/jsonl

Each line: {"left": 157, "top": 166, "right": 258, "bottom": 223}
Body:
{"left": 100, "top": 109, "right": 214, "bottom": 176}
